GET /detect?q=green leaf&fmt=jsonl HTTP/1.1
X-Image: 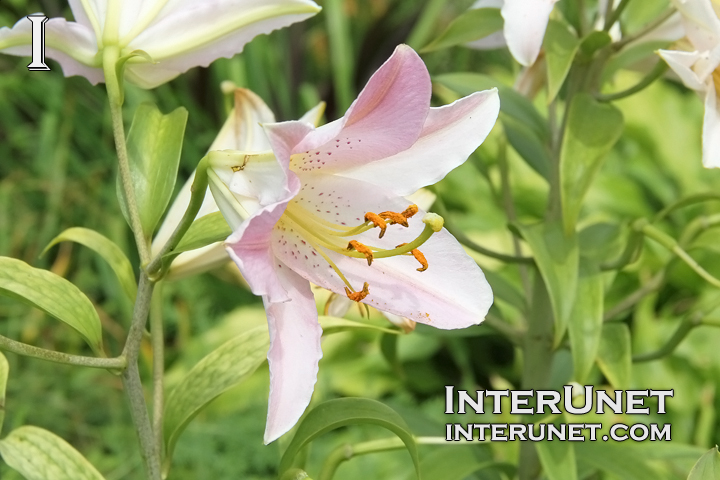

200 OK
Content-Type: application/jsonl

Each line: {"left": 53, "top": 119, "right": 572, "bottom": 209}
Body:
{"left": 118, "top": 102, "right": 188, "bottom": 236}
{"left": 537, "top": 438, "right": 578, "bottom": 480}
{"left": 43, "top": 227, "right": 137, "bottom": 302}
{"left": 503, "top": 116, "right": 552, "bottom": 181}
{"left": 579, "top": 31, "right": 612, "bottom": 58}
{"left": 318, "top": 316, "right": 401, "bottom": 336}
{"left": 482, "top": 270, "right": 526, "bottom": 310}
{"left": 406, "top": 445, "right": 515, "bottom": 480}
{"left": 163, "top": 325, "right": 269, "bottom": 469}
{"left": 433, "top": 73, "right": 549, "bottom": 140}
{"left": 170, "top": 212, "right": 232, "bottom": 256}
{"left": 575, "top": 442, "right": 662, "bottom": 479}
{"left": 279, "top": 398, "right": 420, "bottom": 478}
{"left": 560, "top": 93, "right": 623, "bottom": 234}
{"left": 596, "top": 322, "right": 631, "bottom": 389}
{"left": 517, "top": 222, "right": 579, "bottom": 346}
{"left": 0, "top": 257, "right": 103, "bottom": 355}
{"left": 421, "top": 8, "right": 503, "bottom": 52}
{"left": 688, "top": 447, "right": 720, "bottom": 480}
{"left": 0, "top": 426, "right": 105, "bottom": 480}
{"left": 544, "top": 20, "right": 580, "bottom": 102}
{"left": 0, "top": 352, "right": 8, "bottom": 434}
{"left": 567, "top": 261, "right": 603, "bottom": 383}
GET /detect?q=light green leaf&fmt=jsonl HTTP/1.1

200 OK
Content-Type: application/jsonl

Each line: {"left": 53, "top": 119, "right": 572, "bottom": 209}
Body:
{"left": 596, "top": 322, "right": 631, "bottom": 389}
{"left": 318, "top": 316, "right": 401, "bottom": 336}
{"left": 405, "top": 446, "right": 515, "bottom": 480}
{"left": 575, "top": 442, "right": 662, "bottom": 479}
{"left": 568, "top": 261, "right": 603, "bottom": 383}
{"left": 537, "top": 438, "right": 578, "bottom": 480}
{"left": 0, "top": 352, "right": 8, "bottom": 434}
{"left": 517, "top": 222, "right": 579, "bottom": 346}
{"left": 544, "top": 20, "right": 579, "bottom": 102}
{"left": 163, "top": 325, "right": 269, "bottom": 469}
{"left": 579, "top": 31, "right": 612, "bottom": 58}
{"left": 279, "top": 398, "right": 420, "bottom": 478}
{"left": 43, "top": 227, "right": 136, "bottom": 302}
{"left": 421, "top": 8, "right": 503, "bottom": 52}
{"left": 0, "top": 257, "right": 103, "bottom": 355}
{"left": 0, "top": 426, "right": 105, "bottom": 480}
{"left": 503, "top": 116, "right": 552, "bottom": 181}
{"left": 433, "top": 73, "right": 549, "bottom": 140}
{"left": 560, "top": 93, "right": 623, "bottom": 234}
{"left": 688, "top": 447, "right": 720, "bottom": 480}
{"left": 118, "top": 102, "right": 188, "bottom": 236}
{"left": 170, "top": 212, "right": 232, "bottom": 256}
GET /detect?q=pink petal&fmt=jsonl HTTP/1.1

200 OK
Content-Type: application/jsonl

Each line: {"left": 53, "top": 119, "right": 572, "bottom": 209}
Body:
{"left": 272, "top": 174, "right": 493, "bottom": 329}
{"left": 501, "top": 0, "right": 558, "bottom": 66}
{"left": 339, "top": 90, "right": 500, "bottom": 196}
{"left": 0, "top": 16, "right": 102, "bottom": 84}
{"left": 287, "top": 44, "right": 431, "bottom": 172}
{"left": 263, "top": 264, "right": 322, "bottom": 444}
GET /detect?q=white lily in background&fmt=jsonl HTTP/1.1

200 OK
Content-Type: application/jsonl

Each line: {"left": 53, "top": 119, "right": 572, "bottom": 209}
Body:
{"left": 659, "top": 0, "right": 720, "bottom": 168}
{"left": 0, "top": 0, "right": 320, "bottom": 88}
{"left": 206, "top": 45, "right": 498, "bottom": 443}
{"left": 468, "top": 0, "right": 559, "bottom": 66}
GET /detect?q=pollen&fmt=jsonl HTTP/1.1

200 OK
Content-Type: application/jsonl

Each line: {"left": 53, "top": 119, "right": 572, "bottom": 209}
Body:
{"left": 345, "top": 282, "right": 370, "bottom": 302}
{"left": 364, "top": 212, "right": 387, "bottom": 238}
{"left": 379, "top": 204, "right": 419, "bottom": 227}
{"left": 397, "top": 243, "right": 429, "bottom": 272}
{"left": 348, "top": 240, "right": 374, "bottom": 265}
{"left": 402, "top": 204, "right": 419, "bottom": 219}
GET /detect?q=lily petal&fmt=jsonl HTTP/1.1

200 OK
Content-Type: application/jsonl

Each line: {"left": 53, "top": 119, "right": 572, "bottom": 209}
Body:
{"left": 339, "top": 89, "right": 500, "bottom": 196}
{"left": 671, "top": 0, "right": 720, "bottom": 51}
{"left": 703, "top": 87, "right": 720, "bottom": 168}
{"left": 658, "top": 49, "right": 706, "bottom": 91}
{"left": 0, "top": 16, "right": 102, "bottom": 83}
{"left": 123, "top": 0, "right": 321, "bottom": 88}
{"left": 212, "top": 89, "right": 277, "bottom": 151}
{"left": 501, "top": 0, "right": 558, "bottom": 66}
{"left": 263, "top": 263, "right": 322, "bottom": 444}
{"left": 287, "top": 44, "right": 431, "bottom": 172}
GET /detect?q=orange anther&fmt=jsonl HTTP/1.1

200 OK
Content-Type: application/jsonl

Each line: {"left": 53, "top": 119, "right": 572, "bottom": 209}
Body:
{"left": 379, "top": 204, "right": 418, "bottom": 228}
{"left": 348, "top": 240, "right": 374, "bottom": 266}
{"left": 345, "top": 282, "right": 370, "bottom": 302}
{"left": 396, "top": 243, "right": 428, "bottom": 272}
{"left": 364, "top": 212, "right": 387, "bottom": 238}
{"left": 402, "top": 204, "right": 419, "bottom": 219}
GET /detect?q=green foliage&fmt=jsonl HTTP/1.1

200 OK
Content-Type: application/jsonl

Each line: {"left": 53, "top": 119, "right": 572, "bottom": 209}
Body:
{"left": 567, "top": 262, "right": 603, "bottom": 384}
{"left": 544, "top": 20, "right": 579, "bottom": 102}
{"left": 688, "top": 447, "right": 720, "bottom": 480}
{"left": 0, "top": 426, "right": 105, "bottom": 480}
{"left": 536, "top": 434, "right": 578, "bottom": 480}
{"left": 0, "top": 257, "right": 104, "bottom": 355}
{"left": 597, "top": 323, "right": 631, "bottom": 389}
{"left": 170, "top": 212, "right": 232, "bottom": 256}
{"left": 422, "top": 8, "right": 503, "bottom": 52}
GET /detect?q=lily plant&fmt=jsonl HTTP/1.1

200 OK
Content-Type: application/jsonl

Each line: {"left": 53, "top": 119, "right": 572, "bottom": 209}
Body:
{"left": 188, "top": 44, "right": 500, "bottom": 443}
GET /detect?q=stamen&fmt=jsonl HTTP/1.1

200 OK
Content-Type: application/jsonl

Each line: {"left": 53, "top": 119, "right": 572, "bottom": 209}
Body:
{"left": 345, "top": 282, "right": 370, "bottom": 302}
{"left": 379, "top": 204, "right": 419, "bottom": 227}
{"left": 396, "top": 243, "right": 429, "bottom": 272}
{"left": 364, "top": 212, "right": 387, "bottom": 238}
{"left": 402, "top": 204, "right": 419, "bottom": 219}
{"left": 348, "top": 240, "right": 374, "bottom": 266}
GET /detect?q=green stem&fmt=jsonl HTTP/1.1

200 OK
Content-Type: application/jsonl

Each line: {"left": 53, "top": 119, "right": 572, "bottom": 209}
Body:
{"left": 121, "top": 274, "right": 161, "bottom": 480}
{"left": 604, "top": 270, "right": 664, "bottom": 321}
{"left": 151, "top": 280, "right": 165, "bottom": 462}
{"left": 596, "top": 61, "right": 668, "bottom": 102}
{"left": 484, "top": 312, "right": 525, "bottom": 346}
{"left": 632, "top": 313, "right": 701, "bottom": 363}
{"left": 604, "top": 0, "right": 631, "bottom": 31}
{"left": 613, "top": 7, "right": 675, "bottom": 51}
{"left": 654, "top": 193, "right": 720, "bottom": 222}
{"left": 146, "top": 157, "right": 209, "bottom": 278}
{"left": 102, "top": 46, "right": 151, "bottom": 265}
{"left": 0, "top": 335, "right": 126, "bottom": 369}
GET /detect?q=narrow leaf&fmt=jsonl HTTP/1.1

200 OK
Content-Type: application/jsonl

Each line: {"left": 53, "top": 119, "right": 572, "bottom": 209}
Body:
{"left": 422, "top": 8, "right": 503, "bottom": 52}
{"left": 279, "top": 398, "right": 420, "bottom": 478}
{"left": 118, "top": 102, "right": 188, "bottom": 235}
{"left": 544, "top": 20, "right": 579, "bottom": 102}
{"left": 163, "top": 325, "right": 269, "bottom": 467}
{"left": 170, "top": 212, "right": 232, "bottom": 256}
{"left": 688, "top": 447, "right": 720, "bottom": 480}
{"left": 575, "top": 442, "right": 663, "bottom": 479}
{"left": 44, "top": 227, "right": 137, "bottom": 302}
{"left": 0, "top": 352, "right": 8, "bottom": 434}
{"left": 537, "top": 438, "right": 578, "bottom": 480}
{"left": 0, "top": 426, "right": 105, "bottom": 480}
{"left": 596, "top": 323, "right": 631, "bottom": 389}
{"left": 406, "top": 446, "right": 515, "bottom": 480}
{"left": 568, "top": 261, "right": 603, "bottom": 383}
{"left": 318, "top": 316, "right": 401, "bottom": 336}
{"left": 560, "top": 93, "right": 623, "bottom": 234}
{"left": 0, "top": 257, "right": 103, "bottom": 355}
{"left": 503, "top": 116, "right": 552, "bottom": 181}
{"left": 517, "top": 222, "right": 579, "bottom": 346}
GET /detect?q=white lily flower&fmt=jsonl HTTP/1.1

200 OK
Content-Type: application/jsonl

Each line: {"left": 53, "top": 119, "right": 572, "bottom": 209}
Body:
{"left": 0, "top": 0, "right": 320, "bottom": 88}
{"left": 659, "top": 0, "right": 720, "bottom": 168}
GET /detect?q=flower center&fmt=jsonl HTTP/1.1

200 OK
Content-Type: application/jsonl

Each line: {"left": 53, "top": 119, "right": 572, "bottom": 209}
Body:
{"left": 281, "top": 202, "right": 443, "bottom": 300}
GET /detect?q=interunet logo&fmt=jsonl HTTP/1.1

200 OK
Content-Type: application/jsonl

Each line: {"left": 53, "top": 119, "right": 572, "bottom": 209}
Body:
{"left": 27, "top": 15, "right": 51, "bottom": 71}
{"left": 444, "top": 386, "right": 673, "bottom": 442}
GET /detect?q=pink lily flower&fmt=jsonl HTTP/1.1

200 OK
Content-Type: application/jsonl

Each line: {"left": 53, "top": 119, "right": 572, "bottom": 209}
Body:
{"left": 208, "top": 45, "right": 499, "bottom": 443}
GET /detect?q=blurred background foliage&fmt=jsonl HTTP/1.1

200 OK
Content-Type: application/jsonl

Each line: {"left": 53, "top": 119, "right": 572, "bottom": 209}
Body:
{"left": 1, "top": 0, "right": 719, "bottom": 478}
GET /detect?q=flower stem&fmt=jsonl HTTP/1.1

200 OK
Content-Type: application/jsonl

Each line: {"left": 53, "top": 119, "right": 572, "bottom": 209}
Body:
{"left": 604, "top": 0, "right": 631, "bottom": 31}
{"left": 0, "top": 335, "right": 126, "bottom": 369}
{"left": 102, "top": 46, "right": 151, "bottom": 265}
{"left": 151, "top": 280, "right": 165, "bottom": 461}
{"left": 121, "top": 274, "right": 161, "bottom": 480}
{"left": 596, "top": 61, "right": 668, "bottom": 102}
